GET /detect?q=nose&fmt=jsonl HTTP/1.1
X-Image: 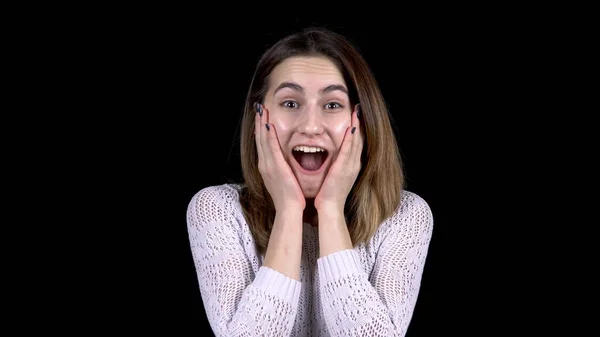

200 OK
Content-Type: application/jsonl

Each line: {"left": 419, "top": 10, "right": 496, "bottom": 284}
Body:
{"left": 297, "top": 103, "right": 324, "bottom": 136}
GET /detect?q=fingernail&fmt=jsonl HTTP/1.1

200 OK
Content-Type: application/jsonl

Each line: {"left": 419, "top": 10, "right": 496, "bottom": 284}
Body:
{"left": 255, "top": 102, "right": 263, "bottom": 116}
{"left": 265, "top": 123, "right": 270, "bottom": 131}
{"left": 356, "top": 104, "right": 361, "bottom": 118}
{"left": 351, "top": 127, "right": 356, "bottom": 134}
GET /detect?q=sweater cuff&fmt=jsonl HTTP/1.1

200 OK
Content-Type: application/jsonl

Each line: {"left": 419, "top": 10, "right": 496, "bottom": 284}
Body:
{"left": 254, "top": 266, "right": 302, "bottom": 305}
{"left": 317, "top": 249, "right": 363, "bottom": 283}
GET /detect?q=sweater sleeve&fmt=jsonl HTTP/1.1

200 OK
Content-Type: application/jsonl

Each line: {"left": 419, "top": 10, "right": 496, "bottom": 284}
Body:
{"left": 317, "top": 193, "right": 434, "bottom": 336}
{"left": 187, "top": 185, "right": 301, "bottom": 337}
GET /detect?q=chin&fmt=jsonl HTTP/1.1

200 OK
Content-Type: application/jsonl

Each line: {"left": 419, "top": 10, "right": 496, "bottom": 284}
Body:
{"left": 297, "top": 174, "right": 325, "bottom": 198}
{"left": 300, "top": 185, "right": 320, "bottom": 198}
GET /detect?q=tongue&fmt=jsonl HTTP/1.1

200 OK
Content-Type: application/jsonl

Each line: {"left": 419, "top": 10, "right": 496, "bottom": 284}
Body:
{"left": 299, "top": 153, "right": 324, "bottom": 171}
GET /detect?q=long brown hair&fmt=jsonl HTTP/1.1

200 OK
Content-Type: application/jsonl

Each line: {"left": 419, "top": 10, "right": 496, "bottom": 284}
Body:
{"left": 239, "top": 27, "right": 404, "bottom": 255}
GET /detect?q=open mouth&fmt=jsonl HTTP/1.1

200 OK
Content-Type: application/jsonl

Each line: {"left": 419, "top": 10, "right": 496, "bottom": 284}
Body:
{"left": 292, "top": 146, "right": 329, "bottom": 172}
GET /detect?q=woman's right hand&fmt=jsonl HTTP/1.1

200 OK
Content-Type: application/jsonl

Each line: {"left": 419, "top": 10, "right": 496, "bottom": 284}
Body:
{"left": 255, "top": 103, "right": 306, "bottom": 212}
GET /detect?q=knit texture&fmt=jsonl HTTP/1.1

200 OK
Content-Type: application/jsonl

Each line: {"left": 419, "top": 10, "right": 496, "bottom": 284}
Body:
{"left": 187, "top": 184, "right": 433, "bottom": 336}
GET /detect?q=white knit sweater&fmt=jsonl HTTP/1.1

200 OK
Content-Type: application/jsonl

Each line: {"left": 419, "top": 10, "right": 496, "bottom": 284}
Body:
{"left": 186, "top": 184, "right": 433, "bottom": 336}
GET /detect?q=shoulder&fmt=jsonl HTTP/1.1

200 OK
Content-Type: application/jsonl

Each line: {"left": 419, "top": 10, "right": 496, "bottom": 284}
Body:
{"left": 186, "top": 184, "right": 257, "bottom": 260}
{"left": 397, "top": 190, "right": 433, "bottom": 222}
{"left": 378, "top": 190, "right": 434, "bottom": 240}
{"left": 186, "top": 183, "right": 244, "bottom": 228}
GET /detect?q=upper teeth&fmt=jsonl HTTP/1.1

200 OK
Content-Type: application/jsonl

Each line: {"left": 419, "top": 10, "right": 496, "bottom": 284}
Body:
{"left": 293, "top": 146, "right": 325, "bottom": 153}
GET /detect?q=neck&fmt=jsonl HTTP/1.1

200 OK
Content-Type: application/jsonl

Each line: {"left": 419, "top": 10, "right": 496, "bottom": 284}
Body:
{"left": 303, "top": 198, "right": 318, "bottom": 227}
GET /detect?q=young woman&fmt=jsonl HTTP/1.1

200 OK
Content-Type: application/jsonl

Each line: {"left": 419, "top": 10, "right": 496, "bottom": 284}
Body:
{"left": 187, "top": 26, "right": 434, "bottom": 336}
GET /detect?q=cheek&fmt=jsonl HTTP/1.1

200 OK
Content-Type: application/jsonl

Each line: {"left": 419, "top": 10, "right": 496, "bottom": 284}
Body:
{"left": 269, "top": 112, "right": 294, "bottom": 146}
{"left": 326, "top": 117, "right": 352, "bottom": 148}
{"left": 270, "top": 112, "right": 294, "bottom": 134}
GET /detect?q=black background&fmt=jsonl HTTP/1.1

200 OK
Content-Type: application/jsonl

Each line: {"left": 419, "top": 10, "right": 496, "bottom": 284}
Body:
{"left": 56, "top": 12, "right": 576, "bottom": 336}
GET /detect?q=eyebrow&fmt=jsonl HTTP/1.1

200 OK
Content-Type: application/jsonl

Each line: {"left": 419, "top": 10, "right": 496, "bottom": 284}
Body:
{"left": 273, "top": 81, "right": 348, "bottom": 95}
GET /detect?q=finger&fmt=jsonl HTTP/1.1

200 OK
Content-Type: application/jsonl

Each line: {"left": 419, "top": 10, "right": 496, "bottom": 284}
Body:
{"left": 260, "top": 107, "right": 276, "bottom": 161}
{"left": 351, "top": 104, "right": 364, "bottom": 155}
{"left": 337, "top": 125, "right": 355, "bottom": 162}
{"left": 258, "top": 107, "right": 282, "bottom": 174}
{"left": 337, "top": 106, "right": 362, "bottom": 171}
{"left": 265, "top": 121, "right": 285, "bottom": 160}
{"left": 353, "top": 103, "right": 360, "bottom": 127}
{"left": 255, "top": 102, "right": 265, "bottom": 161}
{"left": 262, "top": 107, "right": 284, "bottom": 161}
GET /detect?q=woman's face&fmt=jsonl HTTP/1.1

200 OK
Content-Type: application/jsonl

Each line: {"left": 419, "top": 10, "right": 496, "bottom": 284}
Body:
{"left": 263, "top": 56, "right": 354, "bottom": 198}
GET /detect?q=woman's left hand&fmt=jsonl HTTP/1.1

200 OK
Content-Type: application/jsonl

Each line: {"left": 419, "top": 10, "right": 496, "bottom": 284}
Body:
{"left": 314, "top": 104, "right": 363, "bottom": 213}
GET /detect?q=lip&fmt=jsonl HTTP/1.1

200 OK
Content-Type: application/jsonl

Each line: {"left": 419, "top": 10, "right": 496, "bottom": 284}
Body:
{"left": 290, "top": 146, "right": 331, "bottom": 175}
{"left": 291, "top": 142, "right": 330, "bottom": 152}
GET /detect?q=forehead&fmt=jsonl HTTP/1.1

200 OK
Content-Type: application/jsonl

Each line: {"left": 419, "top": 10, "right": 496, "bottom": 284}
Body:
{"left": 269, "top": 56, "right": 345, "bottom": 88}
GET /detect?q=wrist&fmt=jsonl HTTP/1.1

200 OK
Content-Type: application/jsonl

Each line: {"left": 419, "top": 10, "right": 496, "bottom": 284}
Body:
{"left": 277, "top": 204, "right": 304, "bottom": 213}
{"left": 316, "top": 208, "right": 345, "bottom": 225}
{"left": 316, "top": 204, "right": 344, "bottom": 218}
{"left": 275, "top": 200, "right": 306, "bottom": 213}
{"left": 275, "top": 207, "right": 305, "bottom": 222}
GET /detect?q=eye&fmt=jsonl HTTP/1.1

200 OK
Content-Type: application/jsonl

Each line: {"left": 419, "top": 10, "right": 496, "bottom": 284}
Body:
{"left": 325, "top": 102, "right": 343, "bottom": 109}
{"left": 282, "top": 100, "right": 299, "bottom": 109}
